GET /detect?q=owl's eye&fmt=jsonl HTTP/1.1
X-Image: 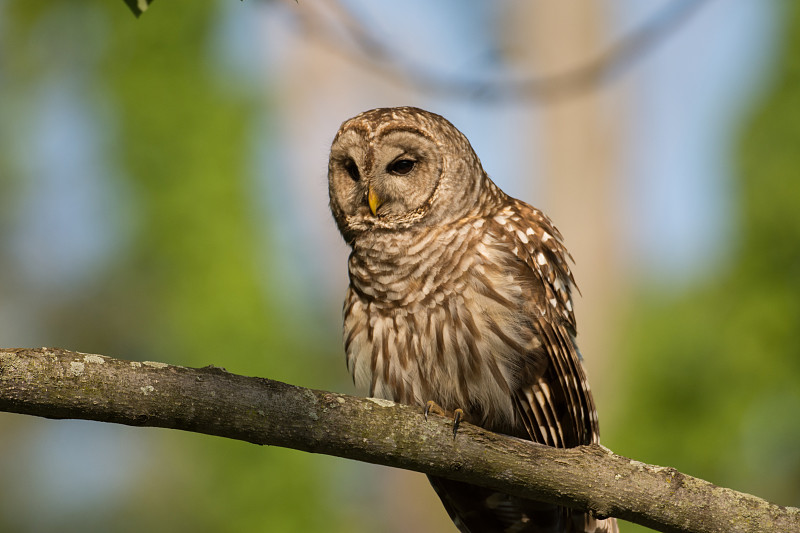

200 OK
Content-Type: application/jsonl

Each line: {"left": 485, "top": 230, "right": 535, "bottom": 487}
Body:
{"left": 387, "top": 159, "right": 415, "bottom": 176}
{"left": 344, "top": 159, "right": 360, "bottom": 182}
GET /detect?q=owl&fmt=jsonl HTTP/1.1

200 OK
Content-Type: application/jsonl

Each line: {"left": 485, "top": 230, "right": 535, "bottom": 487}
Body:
{"left": 328, "top": 107, "right": 617, "bottom": 533}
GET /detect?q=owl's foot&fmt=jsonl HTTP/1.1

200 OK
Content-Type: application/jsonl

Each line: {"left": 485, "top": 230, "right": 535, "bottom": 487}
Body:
{"left": 424, "top": 400, "right": 446, "bottom": 420}
{"left": 424, "top": 401, "right": 465, "bottom": 440}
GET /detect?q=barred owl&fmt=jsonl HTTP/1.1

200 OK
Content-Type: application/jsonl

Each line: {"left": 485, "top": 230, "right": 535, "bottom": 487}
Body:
{"left": 328, "top": 107, "right": 617, "bottom": 533}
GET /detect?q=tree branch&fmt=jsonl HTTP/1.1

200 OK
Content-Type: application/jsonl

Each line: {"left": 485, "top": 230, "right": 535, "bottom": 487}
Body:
{"left": 1, "top": 347, "right": 796, "bottom": 533}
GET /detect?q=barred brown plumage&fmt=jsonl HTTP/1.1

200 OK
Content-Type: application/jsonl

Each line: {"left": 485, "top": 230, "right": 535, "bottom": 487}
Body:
{"left": 328, "top": 107, "right": 617, "bottom": 533}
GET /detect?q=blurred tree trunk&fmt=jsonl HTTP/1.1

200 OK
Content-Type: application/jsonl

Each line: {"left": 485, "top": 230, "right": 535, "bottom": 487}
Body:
{"left": 511, "top": 1, "right": 625, "bottom": 414}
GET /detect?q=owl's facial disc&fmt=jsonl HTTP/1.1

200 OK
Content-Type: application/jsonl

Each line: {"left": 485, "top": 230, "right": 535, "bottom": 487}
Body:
{"left": 329, "top": 127, "right": 442, "bottom": 232}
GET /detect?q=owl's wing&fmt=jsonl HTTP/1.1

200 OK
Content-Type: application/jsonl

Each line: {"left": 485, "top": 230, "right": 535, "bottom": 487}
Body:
{"left": 492, "top": 201, "right": 599, "bottom": 448}
{"left": 428, "top": 203, "right": 615, "bottom": 533}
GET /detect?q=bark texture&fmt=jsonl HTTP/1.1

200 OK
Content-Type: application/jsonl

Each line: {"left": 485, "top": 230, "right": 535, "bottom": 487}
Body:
{"left": 0, "top": 347, "right": 797, "bottom": 533}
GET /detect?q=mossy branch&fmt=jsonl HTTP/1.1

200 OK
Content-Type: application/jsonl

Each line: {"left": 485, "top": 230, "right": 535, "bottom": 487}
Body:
{"left": 0, "top": 347, "right": 797, "bottom": 533}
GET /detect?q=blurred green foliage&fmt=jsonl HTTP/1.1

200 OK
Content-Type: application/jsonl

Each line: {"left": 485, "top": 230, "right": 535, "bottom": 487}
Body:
{"left": 1, "top": 1, "right": 797, "bottom": 532}
{"left": 609, "top": 3, "right": 800, "bottom": 531}
{"left": 0, "top": 1, "right": 367, "bottom": 532}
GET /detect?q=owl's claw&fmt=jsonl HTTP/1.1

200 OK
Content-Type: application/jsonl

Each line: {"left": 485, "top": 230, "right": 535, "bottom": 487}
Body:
{"left": 452, "top": 408, "right": 464, "bottom": 439}
{"left": 424, "top": 401, "right": 465, "bottom": 440}
{"left": 424, "top": 400, "right": 446, "bottom": 420}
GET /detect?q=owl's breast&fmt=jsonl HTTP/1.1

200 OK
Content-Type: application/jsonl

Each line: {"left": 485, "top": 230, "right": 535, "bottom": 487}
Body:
{"left": 346, "top": 218, "right": 491, "bottom": 302}
{"left": 342, "top": 221, "right": 530, "bottom": 430}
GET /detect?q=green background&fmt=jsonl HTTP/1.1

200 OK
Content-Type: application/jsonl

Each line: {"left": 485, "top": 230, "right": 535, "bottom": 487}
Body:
{"left": 0, "top": 2, "right": 797, "bottom": 532}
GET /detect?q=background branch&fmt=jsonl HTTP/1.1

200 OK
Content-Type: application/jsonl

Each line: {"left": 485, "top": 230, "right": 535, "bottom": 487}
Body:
{"left": 1, "top": 347, "right": 796, "bottom": 533}
{"left": 292, "top": 0, "right": 711, "bottom": 102}
{"left": 123, "top": 0, "right": 711, "bottom": 102}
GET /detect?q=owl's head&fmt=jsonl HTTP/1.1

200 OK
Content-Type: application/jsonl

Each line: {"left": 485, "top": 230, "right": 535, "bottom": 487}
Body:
{"left": 328, "top": 107, "right": 491, "bottom": 243}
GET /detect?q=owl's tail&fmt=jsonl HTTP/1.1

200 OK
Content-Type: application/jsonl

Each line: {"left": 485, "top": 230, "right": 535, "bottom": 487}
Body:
{"left": 428, "top": 476, "right": 618, "bottom": 533}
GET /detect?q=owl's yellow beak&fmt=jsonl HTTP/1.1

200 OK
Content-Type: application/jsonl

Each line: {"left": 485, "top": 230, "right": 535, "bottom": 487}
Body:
{"left": 368, "top": 187, "right": 383, "bottom": 216}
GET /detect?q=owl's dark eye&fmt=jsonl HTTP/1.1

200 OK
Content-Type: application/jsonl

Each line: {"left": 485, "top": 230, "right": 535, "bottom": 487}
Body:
{"left": 344, "top": 159, "right": 360, "bottom": 182}
{"left": 387, "top": 159, "right": 415, "bottom": 176}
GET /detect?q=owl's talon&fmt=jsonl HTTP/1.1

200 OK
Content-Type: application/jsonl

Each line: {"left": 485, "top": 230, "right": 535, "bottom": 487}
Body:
{"left": 424, "top": 400, "right": 446, "bottom": 421}
{"left": 425, "top": 402, "right": 465, "bottom": 439}
{"left": 453, "top": 408, "right": 464, "bottom": 439}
